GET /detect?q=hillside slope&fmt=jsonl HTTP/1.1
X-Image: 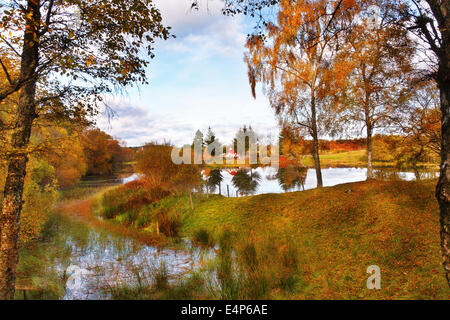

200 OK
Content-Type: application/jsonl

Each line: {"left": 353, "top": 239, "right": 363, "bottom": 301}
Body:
{"left": 104, "top": 179, "right": 450, "bottom": 299}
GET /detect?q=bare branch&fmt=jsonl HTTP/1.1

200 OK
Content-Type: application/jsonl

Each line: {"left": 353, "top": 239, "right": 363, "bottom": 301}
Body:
{"left": 0, "top": 59, "right": 13, "bottom": 85}
{"left": 40, "top": 0, "right": 55, "bottom": 36}
{"left": 0, "top": 36, "right": 21, "bottom": 57}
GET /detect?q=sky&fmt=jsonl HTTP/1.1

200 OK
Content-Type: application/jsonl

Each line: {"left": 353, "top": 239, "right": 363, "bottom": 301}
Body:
{"left": 97, "top": 0, "right": 279, "bottom": 147}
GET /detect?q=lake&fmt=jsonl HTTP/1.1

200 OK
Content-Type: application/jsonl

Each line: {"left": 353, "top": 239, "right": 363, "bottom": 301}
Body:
{"left": 124, "top": 167, "right": 438, "bottom": 197}
{"left": 208, "top": 167, "right": 439, "bottom": 197}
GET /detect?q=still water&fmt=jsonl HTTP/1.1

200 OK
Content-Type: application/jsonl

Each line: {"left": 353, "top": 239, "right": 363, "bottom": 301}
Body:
{"left": 50, "top": 231, "right": 214, "bottom": 300}
{"left": 209, "top": 167, "right": 438, "bottom": 197}
{"left": 124, "top": 167, "right": 438, "bottom": 197}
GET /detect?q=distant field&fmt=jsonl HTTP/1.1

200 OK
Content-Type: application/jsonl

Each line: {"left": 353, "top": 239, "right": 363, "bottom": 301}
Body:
{"left": 201, "top": 149, "right": 439, "bottom": 169}
{"left": 301, "top": 150, "right": 368, "bottom": 167}
{"left": 302, "top": 149, "right": 439, "bottom": 168}
{"left": 102, "top": 179, "right": 450, "bottom": 299}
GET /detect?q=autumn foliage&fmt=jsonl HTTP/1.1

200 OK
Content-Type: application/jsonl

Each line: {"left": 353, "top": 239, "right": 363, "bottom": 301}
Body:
{"left": 135, "top": 143, "right": 202, "bottom": 194}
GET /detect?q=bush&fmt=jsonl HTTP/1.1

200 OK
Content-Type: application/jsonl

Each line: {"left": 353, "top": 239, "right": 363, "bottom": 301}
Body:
{"left": 193, "top": 228, "right": 215, "bottom": 247}
{"left": 101, "top": 180, "right": 168, "bottom": 220}
{"left": 136, "top": 209, "right": 152, "bottom": 228}
{"left": 152, "top": 262, "right": 169, "bottom": 290}
{"left": 124, "top": 210, "right": 140, "bottom": 225}
{"left": 156, "top": 208, "right": 182, "bottom": 238}
{"left": 135, "top": 143, "right": 202, "bottom": 194}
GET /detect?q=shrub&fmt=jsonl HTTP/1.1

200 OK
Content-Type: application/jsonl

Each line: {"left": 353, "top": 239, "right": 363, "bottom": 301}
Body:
{"left": 136, "top": 210, "right": 152, "bottom": 228}
{"left": 152, "top": 262, "right": 169, "bottom": 290}
{"left": 193, "top": 228, "right": 215, "bottom": 247}
{"left": 156, "top": 208, "right": 182, "bottom": 238}
{"left": 101, "top": 180, "right": 168, "bottom": 220}
{"left": 124, "top": 210, "right": 140, "bottom": 225}
{"left": 135, "top": 143, "right": 202, "bottom": 194}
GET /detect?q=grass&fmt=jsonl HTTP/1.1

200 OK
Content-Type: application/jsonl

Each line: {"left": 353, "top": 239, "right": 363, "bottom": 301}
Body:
{"left": 107, "top": 270, "right": 209, "bottom": 300}
{"left": 301, "top": 149, "right": 439, "bottom": 168}
{"left": 193, "top": 228, "right": 215, "bottom": 247}
{"left": 58, "top": 176, "right": 124, "bottom": 201}
{"left": 102, "top": 178, "right": 450, "bottom": 299}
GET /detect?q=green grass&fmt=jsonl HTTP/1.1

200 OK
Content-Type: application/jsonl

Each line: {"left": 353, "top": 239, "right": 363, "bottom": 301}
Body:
{"left": 192, "top": 228, "right": 215, "bottom": 247}
{"left": 307, "top": 150, "right": 368, "bottom": 167}
{"left": 301, "top": 149, "right": 439, "bottom": 168}
{"left": 103, "top": 179, "right": 450, "bottom": 299}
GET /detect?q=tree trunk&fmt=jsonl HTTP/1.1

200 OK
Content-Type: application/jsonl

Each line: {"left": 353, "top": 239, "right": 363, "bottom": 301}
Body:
{"left": 412, "top": 159, "right": 421, "bottom": 181}
{"left": 311, "top": 134, "right": 323, "bottom": 188}
{"left": 189, "top": 191, "right": 194, "bottom": 210}
{"left": 0, "top": 0, "right": 40, "bottom": 300}
{"left": 366, "top": 125, "right": 374, "bottom": 180}
{"left": 310, "top": 96, "right": 323, "bottom": 187}
{"left": 431, "top": 0, "right": 450, "bottom": 287}
{"left": 436, "top": 68, "right": 450, "bottom": 287}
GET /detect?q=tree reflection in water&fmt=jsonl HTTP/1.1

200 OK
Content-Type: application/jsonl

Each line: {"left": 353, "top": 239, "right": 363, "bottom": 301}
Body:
{"left": 206, "top": 169, "right": 224, "bottom": 194}
{"left": 231, "top": 169, "right": 262, "bottom": 196}
{"left": 277, "top": 165, "right": 308, "bottom": 192}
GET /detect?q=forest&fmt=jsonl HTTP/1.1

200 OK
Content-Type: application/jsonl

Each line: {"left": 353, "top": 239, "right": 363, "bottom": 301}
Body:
{"left": 0, "top": 0, "right": 449, "bottom": 302}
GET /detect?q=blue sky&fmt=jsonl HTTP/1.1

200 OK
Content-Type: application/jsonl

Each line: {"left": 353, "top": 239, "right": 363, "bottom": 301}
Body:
{"left": 98, "top": 0, "right": 279, "bottom": 147}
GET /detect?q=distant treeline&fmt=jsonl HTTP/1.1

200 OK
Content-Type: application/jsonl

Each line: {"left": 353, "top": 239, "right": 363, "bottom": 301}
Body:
{"left": 319, "top": 139, "right": 366, "bottom": 153}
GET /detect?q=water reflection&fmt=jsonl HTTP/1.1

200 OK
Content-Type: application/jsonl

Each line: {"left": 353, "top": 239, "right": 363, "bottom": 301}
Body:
{"left": 276, "top": 165, "right": 308, "bottom": 192}
{"left": 128, "top": 166, "right": 438, "bottom": 197}
{"left": 372, "top": 168, "right": 439, "bottom": 181}
{"left": 58, "top": 232, "right": 214, "bottom": 300}
{"left": 205, "top": 169, "right": 224, "bottom": 195}
{"left": 231, "top": 168, "right": 262, "bottom": 196}
{"left": 121, "top": 174, "right": 141, "bottom": 184}
{"left": 211, "top": 166, "right": 438, "bottom": 197}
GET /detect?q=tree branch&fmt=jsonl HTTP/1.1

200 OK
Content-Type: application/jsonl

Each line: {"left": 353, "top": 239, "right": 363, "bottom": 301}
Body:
{"left": 0, "top": 59, "right": 13, "bottom": 85}
{"left": 40, "top": 0, "right": 55, "bottom": 36}
{"left": 0, "top": 36, "right": 21, "bottom": 57}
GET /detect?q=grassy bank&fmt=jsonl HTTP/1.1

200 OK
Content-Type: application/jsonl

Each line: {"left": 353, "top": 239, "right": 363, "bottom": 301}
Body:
{"left": 99, "top": 179, "right": 450, "bottom": 299}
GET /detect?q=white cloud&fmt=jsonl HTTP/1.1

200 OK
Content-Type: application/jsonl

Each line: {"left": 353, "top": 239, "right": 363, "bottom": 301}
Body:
{"left": 96, "top": 0, "right": 279, "bottom": 147}
{"left": 155, "top": 0, "right": 246, "bottom": 60}
{"left": 155, "top": 0, "right": 227, "bottom": 34}
{"left": 97, "top": 96, "right": 278, "bottom": 147}
{"left": 97, "top": 97, "right": 192, "bottom": 146}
